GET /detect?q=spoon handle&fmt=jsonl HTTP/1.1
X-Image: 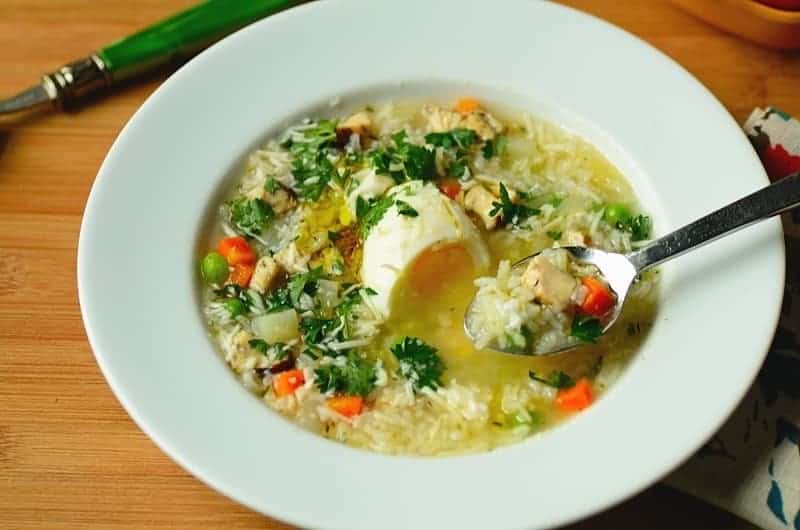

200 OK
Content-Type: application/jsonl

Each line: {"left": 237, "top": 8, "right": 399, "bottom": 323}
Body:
{"left": 628, "top": 172, "right": 800, "bottom": 272}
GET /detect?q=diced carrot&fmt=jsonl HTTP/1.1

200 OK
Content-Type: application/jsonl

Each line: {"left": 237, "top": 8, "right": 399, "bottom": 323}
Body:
{"left": 229, "top": 263, "right": 254, "bottom": 288}
{"left": 580, "top": 276, "right": 616, "bottom": 317}
{"left": 454, "top": 97, "right": 480, "bottom": 115}
{"left": 273, "top": 369, "right": 305, "bottom": 397}
{"left": 438, "top": 179, "right": 462, "bottom": 200}
{"left": 555, "top": 378, "right": 594, "bottom": 412}
{"left": 409, "top": 243, "right": 473, "bottom": 296}
{"left": 217, "top": 236, "right": 256, "bottom": 266}
{"left": 327, "top": 395, "right": 364, "bottom": 417}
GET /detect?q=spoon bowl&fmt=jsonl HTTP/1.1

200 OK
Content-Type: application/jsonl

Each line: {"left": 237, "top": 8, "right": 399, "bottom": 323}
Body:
{"left": 465, "top": 172, "right": 800, "bottom": 355}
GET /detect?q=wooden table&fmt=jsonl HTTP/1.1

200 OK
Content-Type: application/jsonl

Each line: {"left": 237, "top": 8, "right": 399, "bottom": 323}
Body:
{"left": 1, "top": 1, "right": 797, "bottom": 528}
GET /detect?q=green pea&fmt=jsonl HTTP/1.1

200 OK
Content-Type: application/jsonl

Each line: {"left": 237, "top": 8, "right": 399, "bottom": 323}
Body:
{"left": 223, "top": 298, "right": 246, "bottom": 317}
{"left": 603, "top": 203, "right": 632, "bottom": 228}
{"left": 200, "top": 252, "right": 229, "bottom": 285}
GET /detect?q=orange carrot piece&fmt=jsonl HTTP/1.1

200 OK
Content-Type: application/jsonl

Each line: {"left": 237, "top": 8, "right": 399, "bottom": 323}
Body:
{"left": 454, "top": 97, "right": 480, "bottom": 114}
{"left": 555, "top": 378, "right": 594, "bottom": 412}
{"left": 580, "top": 277, "right": 616, "bottom": 317}
{"left": 438, "top": 179, "right": 462, "bottom": 200}
{"left": 229, "top": 263, "right": 254, "bottom": 288}
{"left": 273, "top": 369, "right": 305, "bottom": 397}
{"left": 217, "top": 236, "right": 256, "bottom": 266}
{"left": 327, "top": 395, "right": 364, "bottom": 417}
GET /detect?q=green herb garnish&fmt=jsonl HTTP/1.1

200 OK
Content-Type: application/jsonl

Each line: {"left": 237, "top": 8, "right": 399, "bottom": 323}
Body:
{"left": 482, "top": 135, "right": 507, "bottom": 159}
{"left": 394, "top": 199, "right": 419, "bottom": 217}
{"left": 248, "top": 339, "right": 291, "bottom": 361}
{"left": 369, "top": 130, "right": 436, "bottom": 183}
{"left": 391, "top": 337, "right": 445, "bottom": 392}
{"left": 546, "top": 230, "right": 562, "bottom": 240}
{"left": 314, "top": 354, "right": 376, "bottom": 397}
{"left": 424, "top": 128, "right": 478, "bottom": 150}
{"left": 229, "top": 198, "right": 274, "bottom": 238}
{"left": 571, "top": 315, "right": 603, "bottom": 343}
{"left": 286, "top": 120, "right": 339, "bottom": 200}
{"left": 489, "top": 183, "right": 539, "bottom": 227}
{"left": 356, "top": 195, "right": 395, "bottom": 239}
{"left": 529, "top": 370, "right": 575, "bottom": 389}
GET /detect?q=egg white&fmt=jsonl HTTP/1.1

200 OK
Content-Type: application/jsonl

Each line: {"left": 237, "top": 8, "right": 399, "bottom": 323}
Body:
{"left": 361, "top": 181, "right": 490, "bottom": 317}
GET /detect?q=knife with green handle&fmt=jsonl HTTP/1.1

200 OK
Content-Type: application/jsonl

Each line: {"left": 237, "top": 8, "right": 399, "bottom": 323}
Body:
{"left": 0, "top": 0, "right": 300, "bottom": 115}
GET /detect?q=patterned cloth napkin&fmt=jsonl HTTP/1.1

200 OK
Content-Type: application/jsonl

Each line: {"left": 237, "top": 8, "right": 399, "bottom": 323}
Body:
{"left": 666, "top": 108, "right": 800, "bottom": 530}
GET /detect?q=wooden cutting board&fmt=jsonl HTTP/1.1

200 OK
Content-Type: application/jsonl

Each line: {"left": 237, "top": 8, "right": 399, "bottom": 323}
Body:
{"left": 1, "top": 1, "right": 797, "bottom": 528}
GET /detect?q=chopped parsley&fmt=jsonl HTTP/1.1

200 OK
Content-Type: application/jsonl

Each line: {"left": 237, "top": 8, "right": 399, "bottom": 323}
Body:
{"left": 391, "top": 337, "right": 445, "bottom": 392}
{"left": 603, "top": 203, "right": 651, "bottom": 241}
{"left": 626, "top": 214, "right": 652, "bottom": 241}
{"left": 394, "top": 199, "right": 419, "bottom": 217}
{"left": 299, "top": 316, "right": 339, "bottom": 347}
{"left": 287, "top": 267, "right": 325, "bottom": 307}
{"left": 489, "top": 182, "right": 540, "bottom": 227}
{"left": 546, "top": 230, "right": 562, "bottom": 240}
{"left": 248, "top": 339, "right": 291, "bottom": 361}
{"left": 286, "top": 120, "right": 339, "bottom": 201}
{"left": 571, "top": 315, "right": 603, "bottom": 343}
{"left": 529, "top": 370, "right": 575, "bottom": 389}
{"left": 482, "top": 135, "right": 507, "bottom": 159}
{"left": 356, "top": 195, "right": 395, "bottom": 239}
{"left": 369, "top": 130, "right": 435, "bottom": 183}
{"left": 229, "top": 198, "right": 274, "bottom": 238}
{"left": 314, "top": 354, "right": 376, "bottom": 397}
{"left": 263, "top": 286, "right": 292, "bottom": 313}
{"left": 424, "top": 128, "right": 478, "bottom": 150}
{"left": 264, "top": 178, "right": 280, "bottom": 193}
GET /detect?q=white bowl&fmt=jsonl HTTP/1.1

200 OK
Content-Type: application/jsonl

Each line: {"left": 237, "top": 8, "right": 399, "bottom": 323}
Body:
{"left": 77, "top": 1, "right": 785, "bottom": 528}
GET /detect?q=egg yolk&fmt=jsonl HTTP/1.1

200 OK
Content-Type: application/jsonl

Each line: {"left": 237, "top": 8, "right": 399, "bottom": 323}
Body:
{"left": 408, "top": 243, "right": 475, "bottom": 297}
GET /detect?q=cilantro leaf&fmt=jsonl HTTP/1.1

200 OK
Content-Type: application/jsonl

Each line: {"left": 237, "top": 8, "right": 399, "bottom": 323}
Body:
{"left": 263, "top": 286, "right": 292, "bottom": 313}
{"left": 546, "top": 230, "right": 562, "bottom": 240}
{"left": 229, "top": 198, "right": 274, "bottom": 238}
{"left": 488, "top": 183, "right": 540, "bottom": 227}
{"left": 394, "top": 200, "right": 419, "bottom": 217}
{"left": 314, "top": 354, "right": 376, "bottom": 397}
{"left": 391, "top": 337, "right": 445, "bottom": 392}
{"left": 571, "top": 315, "right": 603, "bottom": 343}
{"left": 529, "top": 370, "right": 575, "bottom": 389}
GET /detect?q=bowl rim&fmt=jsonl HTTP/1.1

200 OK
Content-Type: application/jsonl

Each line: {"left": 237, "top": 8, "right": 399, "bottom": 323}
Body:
{"left": 77, "top": 1, "right": 785, "bottom": 529}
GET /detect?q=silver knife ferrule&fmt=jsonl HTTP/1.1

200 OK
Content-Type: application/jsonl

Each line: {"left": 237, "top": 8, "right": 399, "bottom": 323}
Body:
{"left": 42, "top": 54, "right": 111, "bottom": 110}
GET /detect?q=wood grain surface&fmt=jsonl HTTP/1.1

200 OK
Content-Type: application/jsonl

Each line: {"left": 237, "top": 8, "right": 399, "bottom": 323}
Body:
{"left": 1, "top": 1, "right": 797, "bottom": 529}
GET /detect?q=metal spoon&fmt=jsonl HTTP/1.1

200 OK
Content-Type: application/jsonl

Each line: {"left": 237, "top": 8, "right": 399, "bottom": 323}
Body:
{"left": 465, "top": 172, "right": 800, "bottom": 355}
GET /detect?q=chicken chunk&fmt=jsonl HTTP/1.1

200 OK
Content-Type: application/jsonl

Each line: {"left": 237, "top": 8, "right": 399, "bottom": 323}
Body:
{"left": 464, "top": 185, "right": 500, "bottom": 230}
{"left": 521, "top": 255, "right": 578, "bottom": 310}
{"left": 249, "top": 255, "right": 282, "bottom": 293}
{"left": 422, "top": 104, "right": 463, "bottom": 133}
{"left": 462, "top": 110, "right": 504, "bottom": 140}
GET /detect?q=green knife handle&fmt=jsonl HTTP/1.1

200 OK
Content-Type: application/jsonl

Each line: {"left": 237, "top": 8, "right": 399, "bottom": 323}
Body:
{"left": 96, "top": 0, "right": 298, "bottom": 82}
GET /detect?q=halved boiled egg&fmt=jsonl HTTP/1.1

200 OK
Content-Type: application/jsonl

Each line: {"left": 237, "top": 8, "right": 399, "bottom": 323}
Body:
{"left": 361, "top": 180, "right": 490, "bottom": 317}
